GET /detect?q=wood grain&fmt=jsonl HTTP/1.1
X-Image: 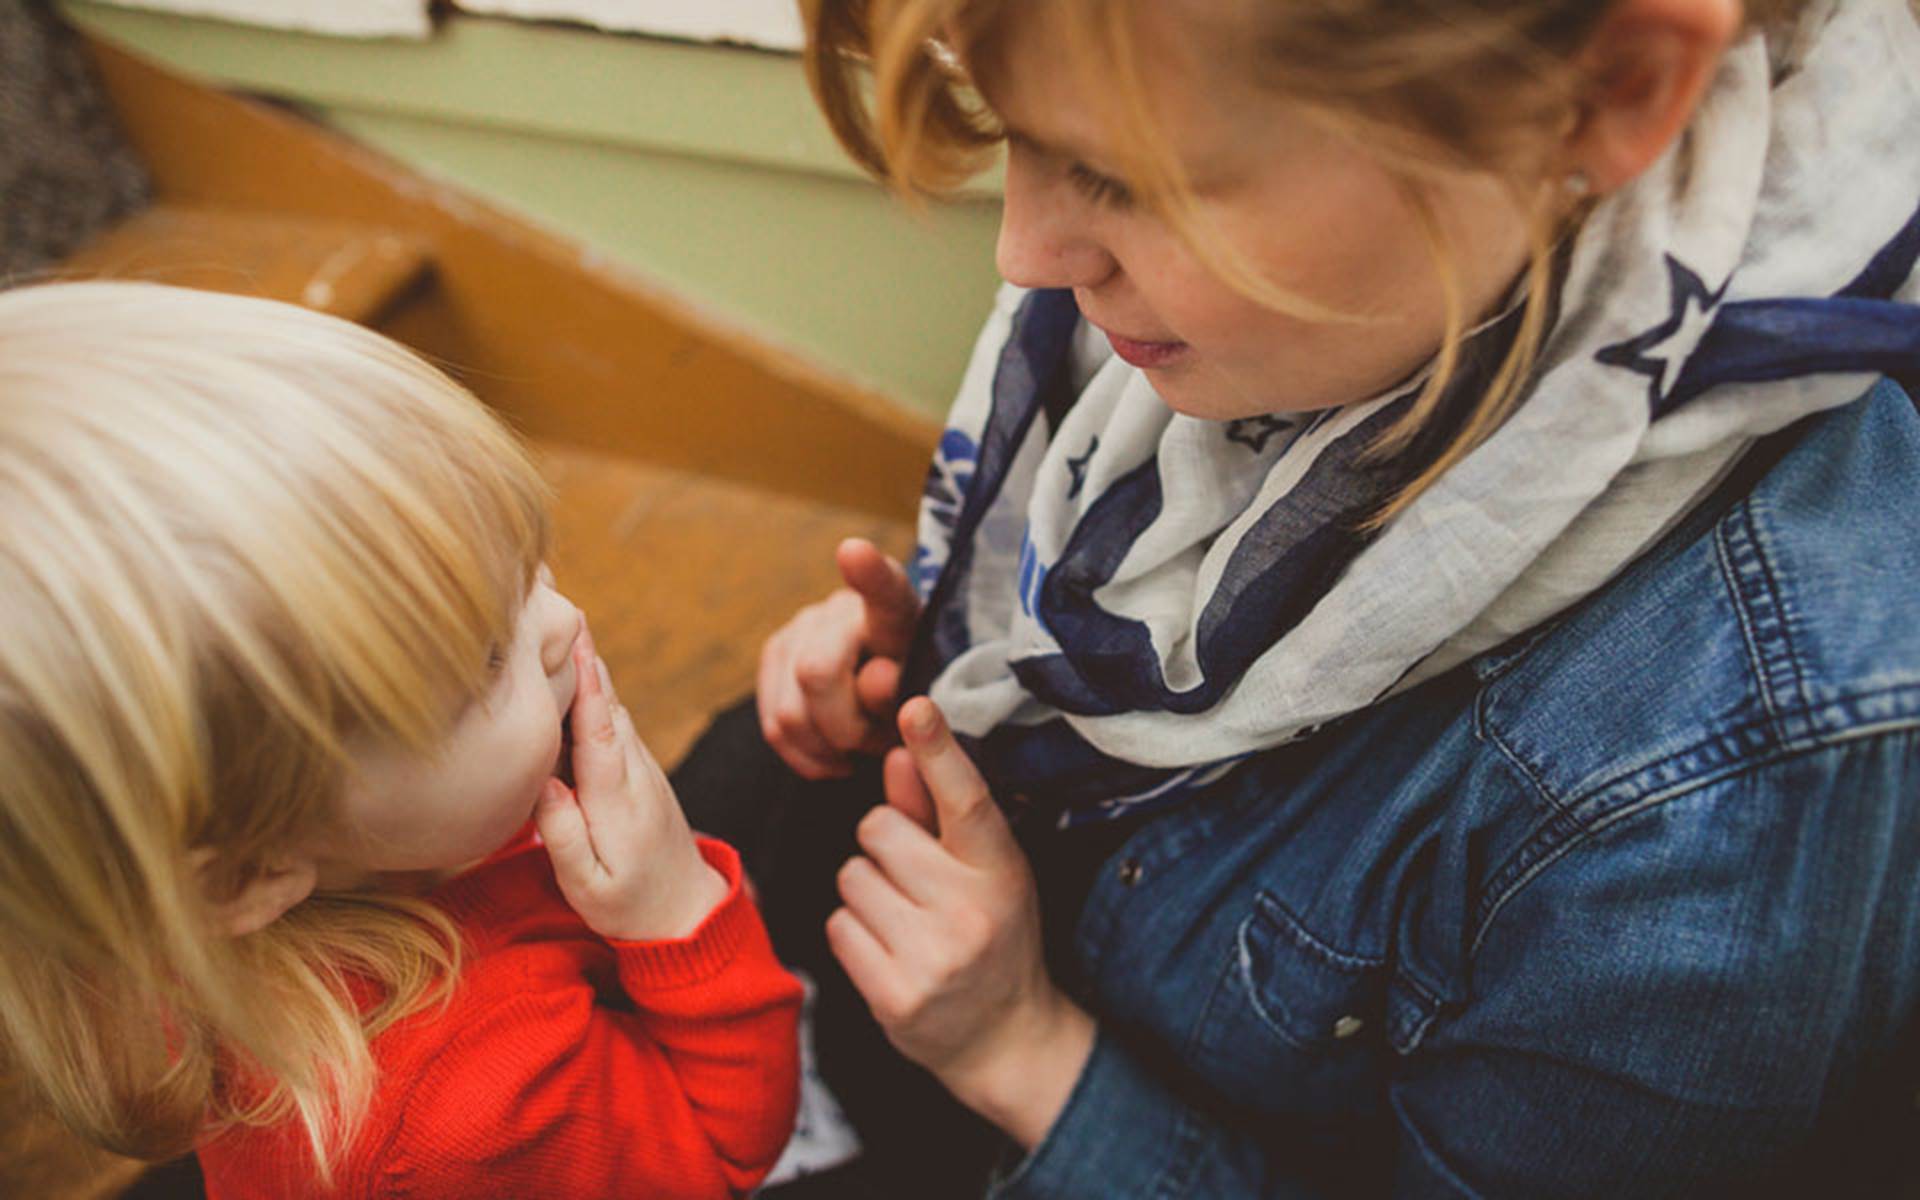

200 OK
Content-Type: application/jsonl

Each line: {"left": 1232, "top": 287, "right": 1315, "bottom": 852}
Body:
{"left": 62, "top": 205, "right": 431, "bottom": 324}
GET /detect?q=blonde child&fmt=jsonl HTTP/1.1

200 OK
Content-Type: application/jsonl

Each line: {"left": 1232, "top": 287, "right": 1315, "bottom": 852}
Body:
{"left": 0, "top": 281, "right": 801, "bottom": 1198}
{"left": 679, "top": 0, "right": 1920, "bottom": 1195}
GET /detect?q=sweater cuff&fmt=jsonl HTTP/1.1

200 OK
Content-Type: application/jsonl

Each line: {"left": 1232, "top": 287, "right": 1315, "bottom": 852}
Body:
{"left": 609, "top": 837, "right": 767, "bottom": 992}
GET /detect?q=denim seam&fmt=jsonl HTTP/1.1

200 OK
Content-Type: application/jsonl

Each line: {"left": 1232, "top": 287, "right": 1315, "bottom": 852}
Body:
{"left": 1469, "top": 713, "right": 1920, "bottom": 957}
{"left": 1254, "top": 891, "right": 1384, "bottom": 973}
{"left": 1717, "top": 516, "right": 1780, "bottom": 730}
{"left": 1150, "top": 1102, "right": 1209, "bottom": 1200}
{"left": 1472, "top": 679, "right": 1920, "bottom": 939}
{"left": 1387, "top": 969, "right": 1445, "bottom": 1055}
{"left": 1230, "top": 896, "right": 1381, "bottom": 1053}
{"left": 1748, "top": 492, "right": 1815, "bottom": 718}
{"left": 1716, "top": 497, "right": 1811, "bottom": 735}
{"left": 1577, "top": 684, "right": 1920, "bottom": 811}
{"left": 1473, "top": 692, "right": 1567, "bottom": 813}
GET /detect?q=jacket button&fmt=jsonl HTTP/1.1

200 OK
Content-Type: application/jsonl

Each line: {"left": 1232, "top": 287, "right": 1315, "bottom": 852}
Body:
{"left": 1332, "top": 1015, "right": 1364, "bottom": 1040}
{"left": 1116, "top": 858, "right": 1144, "bottom": 887}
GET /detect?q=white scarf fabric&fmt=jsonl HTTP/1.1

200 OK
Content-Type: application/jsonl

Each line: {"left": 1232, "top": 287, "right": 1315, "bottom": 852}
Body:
{"left": 902, "top": 0, "right": 1920, "bottom": 826}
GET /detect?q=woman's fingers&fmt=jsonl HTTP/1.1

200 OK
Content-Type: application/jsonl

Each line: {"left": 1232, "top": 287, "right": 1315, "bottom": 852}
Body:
{"left": 756, "top": 542, "right": 920, "bottom": 779}
{"left": 855, "top": 656, "right": 902, "bottom": 724}
{"left": 897, "top": 697, "right": 1015, "bottom": 866}
{"left": 883, "top": 745, "right": 938, "bottom": 833}
{"left": 838, "top": 538, "right": 919, "bottom": 661}
{"left": 826, "top": 907, "right": 904, "bottom": 1019}
{"left": 793, "top": 592, "right": 876, "bottom": 752}
{"left": 855, "top": 800, "right": 949, "bottom": 903}
{"left": 757, "top": 625, "right": 850, "bottom": 779}
{"left": 835, "top": 854, "right": 921, "bottom": 953}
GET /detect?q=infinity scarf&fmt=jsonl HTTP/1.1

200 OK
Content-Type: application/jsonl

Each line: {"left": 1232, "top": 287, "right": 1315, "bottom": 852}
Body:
{"left": 901, "top": 0, "right": 1920, "bottom": 827}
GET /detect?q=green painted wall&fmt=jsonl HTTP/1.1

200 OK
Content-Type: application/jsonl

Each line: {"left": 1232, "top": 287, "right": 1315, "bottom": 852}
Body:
{"left": 58, "top": 2, "right": 1005, "bottom": 417}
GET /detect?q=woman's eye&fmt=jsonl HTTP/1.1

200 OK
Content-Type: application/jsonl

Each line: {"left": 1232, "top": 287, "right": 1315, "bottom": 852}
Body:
{"left": 486, "top": 646, "right": 508, "bottom": 674}
{"left": 1066, "top": 162, "right": 1134, "bottom": 210}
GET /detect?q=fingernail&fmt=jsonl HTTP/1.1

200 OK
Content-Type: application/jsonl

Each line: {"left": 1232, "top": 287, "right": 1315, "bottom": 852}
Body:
{"left": 595, "top": 656, "right": 613, "bottom": 695}
{"left": 906, "top": 700, "right": 940, "bottom": 739}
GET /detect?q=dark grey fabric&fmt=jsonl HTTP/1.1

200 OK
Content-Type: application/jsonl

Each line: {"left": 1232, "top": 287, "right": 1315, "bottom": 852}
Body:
{"left": 0, "top": 0, "right": 149, "bottom": 282}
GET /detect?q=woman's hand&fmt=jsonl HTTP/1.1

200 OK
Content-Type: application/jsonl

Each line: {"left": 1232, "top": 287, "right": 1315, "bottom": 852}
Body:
{"left": 756, "top": 538, "right": 919, "bottom": 779}
{"left": 538, "top": 624, "right": 729, "bottom": 941}
{"left": 826, "top": 697, "right": 1096, "bottom": 1150}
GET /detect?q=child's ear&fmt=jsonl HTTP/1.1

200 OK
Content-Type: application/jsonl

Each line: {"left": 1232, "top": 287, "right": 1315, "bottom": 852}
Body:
{"left": 1559, "top": 0, "right": 1743, "bottom": 195}
{"left": 190, "top": 849, "right": 319, "bottom": 937}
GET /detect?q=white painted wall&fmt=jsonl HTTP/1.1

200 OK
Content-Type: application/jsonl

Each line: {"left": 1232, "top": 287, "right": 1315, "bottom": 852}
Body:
{"left": 87, "top": 0, "right": 803, "bottom": 46}
{"left": 454, "top": 0, "right": 802, "bottom": 49}
{"left": 90, "top": 0, "right": 430, "bottom": 37}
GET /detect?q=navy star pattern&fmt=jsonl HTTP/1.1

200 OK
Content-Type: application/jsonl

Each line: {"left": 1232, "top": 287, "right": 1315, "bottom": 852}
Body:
{"left": 1595, "top": 254, "right": 1729, "bottom": 417}
{"left": 1066, "top": 436, "right": 1099, "bottom": 499}
{"left": 1225, "top": 414, "right": 1294, "bottom": 453}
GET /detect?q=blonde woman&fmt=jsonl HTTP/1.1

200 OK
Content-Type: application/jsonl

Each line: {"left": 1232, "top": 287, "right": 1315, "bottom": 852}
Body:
{"left": 0, "top": 282, "right": 801, "bottom": 1198}
{"left": 676, "top": 0, "right": 1920, "bottom": 1195}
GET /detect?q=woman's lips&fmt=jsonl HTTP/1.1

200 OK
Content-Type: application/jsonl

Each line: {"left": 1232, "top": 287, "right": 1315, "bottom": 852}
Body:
{"left": 1103, "top": 330, "right": 1189, "bottom": 369}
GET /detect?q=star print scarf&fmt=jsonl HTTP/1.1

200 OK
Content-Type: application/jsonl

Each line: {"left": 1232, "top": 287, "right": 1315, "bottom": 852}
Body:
{"left": 900, "top": 0, "right": 1920, "bottom": 827}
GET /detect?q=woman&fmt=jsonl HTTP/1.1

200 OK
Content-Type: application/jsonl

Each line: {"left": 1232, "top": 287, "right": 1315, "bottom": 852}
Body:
{"left": 676, "top": 0, "right": 1920, "bottom": 1194}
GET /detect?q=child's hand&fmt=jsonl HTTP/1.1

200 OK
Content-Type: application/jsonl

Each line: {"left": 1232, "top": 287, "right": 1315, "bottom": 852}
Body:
{"left": 756, "top": 538, "right": 920, "bottom": 779}
{"left": 537, "top": 624, "right": 729, "bottom": 941}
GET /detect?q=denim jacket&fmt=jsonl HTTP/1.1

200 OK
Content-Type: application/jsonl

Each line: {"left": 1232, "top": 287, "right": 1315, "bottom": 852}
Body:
{"left": 994, "top": 377, "right": 1920, "bottom": 1199}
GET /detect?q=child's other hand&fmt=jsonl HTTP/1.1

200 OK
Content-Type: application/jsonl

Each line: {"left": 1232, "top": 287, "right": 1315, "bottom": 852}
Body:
{"left": 756, "top": 538, "right": 919, "bottom": 779}
{"left": 537, "top": 624, "right": 728, "bottom": 941}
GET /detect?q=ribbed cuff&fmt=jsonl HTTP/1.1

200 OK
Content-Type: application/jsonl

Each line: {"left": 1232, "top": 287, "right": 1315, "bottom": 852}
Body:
{"left": 610, "top": 837, "right": 765, "bottom": 992}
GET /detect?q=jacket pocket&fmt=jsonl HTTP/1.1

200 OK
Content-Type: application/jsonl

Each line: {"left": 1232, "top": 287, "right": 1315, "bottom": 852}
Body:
{"left": 1185, "top": 890, "right": 1387, "bottom": 1119}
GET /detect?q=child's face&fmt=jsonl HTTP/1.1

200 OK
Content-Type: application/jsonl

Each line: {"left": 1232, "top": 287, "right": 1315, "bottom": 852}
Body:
{"left": 324, "top": 568, "right": 584, "bottom": 881}
{"left": 975, "top": 0, "right": 1540, "bottom": 420}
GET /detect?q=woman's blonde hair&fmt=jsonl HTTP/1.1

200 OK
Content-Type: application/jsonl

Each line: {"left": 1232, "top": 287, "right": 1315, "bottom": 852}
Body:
{"left": 0, "top": 282, "right": 549, "bottom": 1177}
{"left": 802, "top": 0, "right": 1814, "bottom": 522}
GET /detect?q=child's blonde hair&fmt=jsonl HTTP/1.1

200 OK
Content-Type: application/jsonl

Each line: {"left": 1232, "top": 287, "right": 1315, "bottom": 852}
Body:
{"left": 0, "top": 282, "right": 549, "bottom": 1175}
{"left": 801, "top": 0, "right": 1818, "bottom": 522}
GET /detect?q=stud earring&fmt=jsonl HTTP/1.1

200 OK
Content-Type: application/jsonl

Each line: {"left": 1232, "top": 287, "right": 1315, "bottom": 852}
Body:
{"left": 1562, "top": 170, "right": 1593, "bottom": 199}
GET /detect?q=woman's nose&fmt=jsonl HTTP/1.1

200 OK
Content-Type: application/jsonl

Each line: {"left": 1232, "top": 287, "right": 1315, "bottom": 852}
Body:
{"left": 994, "top": 152, "right": 1118, "bottom": 291}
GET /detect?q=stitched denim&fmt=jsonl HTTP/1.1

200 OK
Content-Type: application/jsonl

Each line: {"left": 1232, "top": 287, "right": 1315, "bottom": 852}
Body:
{"left": 992, "top": 379, "right": 1920, "bottom": 1199}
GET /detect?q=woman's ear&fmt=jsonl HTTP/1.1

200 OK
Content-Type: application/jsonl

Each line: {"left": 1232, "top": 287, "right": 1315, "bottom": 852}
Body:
{"left": 191, "top": 849, "right": 319, "bottom": 937}
{"left": 1560, "top": 0, "right": 1743, "bottom": 195}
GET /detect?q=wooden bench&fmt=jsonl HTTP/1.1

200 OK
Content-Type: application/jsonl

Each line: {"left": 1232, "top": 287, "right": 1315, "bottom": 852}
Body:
{"left": 62, "top": 205, "right": 431, "bottom": 324}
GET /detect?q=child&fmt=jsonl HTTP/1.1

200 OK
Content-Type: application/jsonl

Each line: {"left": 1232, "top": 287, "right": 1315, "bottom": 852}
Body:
{"left": 0, "top": 281, "right": 801, "bottom": 1198}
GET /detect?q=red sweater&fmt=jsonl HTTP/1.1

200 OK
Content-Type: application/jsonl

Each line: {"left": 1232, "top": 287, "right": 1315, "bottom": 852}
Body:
{"left": 198, "top": 835, "right": 802, "bottom": 1199}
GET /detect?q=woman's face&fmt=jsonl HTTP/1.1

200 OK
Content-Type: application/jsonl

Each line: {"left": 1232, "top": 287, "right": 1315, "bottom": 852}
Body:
{"left": 972, "top": 0, "right": 1541, "bottom": 420}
